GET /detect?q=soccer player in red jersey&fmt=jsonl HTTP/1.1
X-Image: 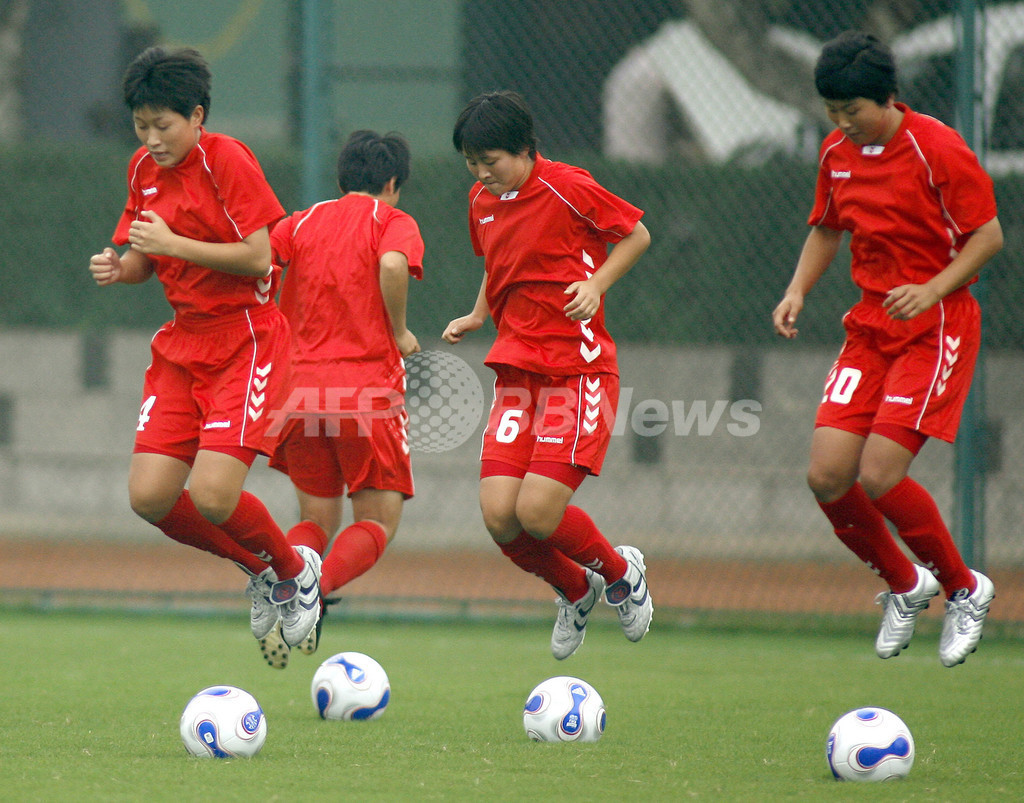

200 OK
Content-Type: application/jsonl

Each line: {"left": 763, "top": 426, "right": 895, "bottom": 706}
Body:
{"left": 773, "top": 32, "right": 1003, "bottom": 666}
{"left": 443, "top": 91, "right": 653, "bottom": 659}
{"left": 87, "top": 47, "right": 322, "bottom": 652}
{"left": 257, "top": 130, "right": 424, "bottom": 668}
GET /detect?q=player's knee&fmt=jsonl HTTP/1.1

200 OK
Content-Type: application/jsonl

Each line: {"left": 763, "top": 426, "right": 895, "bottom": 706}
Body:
{"left": 188, "top": 482, "right": 240, "bottom": 525}
{"left": 128, "top": 487, "right": 176, "bottom": 524}
{"left": 480, "top": 501, "right": 519, "bottom": 542}
{"left": 514, "top": 499, "right": 560, "bottom": 539}
{"left": 806, "top": 464, "right": 854, "bottom": 503}
{"left": 858, "top": 468, "right": 902, "bottom": 500}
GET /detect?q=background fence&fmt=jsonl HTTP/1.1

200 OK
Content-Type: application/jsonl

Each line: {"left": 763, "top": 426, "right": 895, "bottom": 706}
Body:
{"left": 2, "top": 0, "right": 1024, "bottom": 628}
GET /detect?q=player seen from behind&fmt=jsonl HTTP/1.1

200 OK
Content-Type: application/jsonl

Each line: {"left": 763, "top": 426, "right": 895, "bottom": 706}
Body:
{"left": 255, "top": 130, "right": 424, "bottom": 668}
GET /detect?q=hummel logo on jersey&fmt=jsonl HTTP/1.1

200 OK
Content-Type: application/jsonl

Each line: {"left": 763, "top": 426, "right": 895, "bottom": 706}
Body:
{"left": 831, "top": 170, "right": 851, "bottom": 179}
{"left": 500, "top": 190, "right": 519, "bottom": 200}
{"left": 884, "top": 394, "right": 913, "bottom": 405}
{"left": 203, "top": 420, "right": 231, "bottom": 429}
{"left": 142, "top": 186, "right": 157, "bottom": 196}
{"left": 478, "top": 215, "right": 494, "bottom": 224}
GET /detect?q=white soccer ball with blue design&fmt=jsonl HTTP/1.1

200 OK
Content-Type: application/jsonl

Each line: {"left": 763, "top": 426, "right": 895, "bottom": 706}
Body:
{"left": 827, "top": 707, "right": 914, "bottom": 781}
{"left": 312, "top": 652, "right": 391, "bottom": 721}
{"left": 523, "top": 676, "right": 606, "bottom": 743}
{"left": 179, "top": 685, "right": 267, "bottom": 758}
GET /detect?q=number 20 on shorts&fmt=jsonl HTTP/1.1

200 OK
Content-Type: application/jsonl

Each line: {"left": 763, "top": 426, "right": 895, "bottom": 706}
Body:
{"left": 823, "top": 367, "right": 862, "bottom": 405}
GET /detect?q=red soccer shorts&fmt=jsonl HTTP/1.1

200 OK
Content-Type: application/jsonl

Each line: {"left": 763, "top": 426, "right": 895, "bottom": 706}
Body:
{"left": 133, "top": 304, "right": 292, "bottom": 462}
{"left": 269, "top": 406, "right": 414, "bottom": 499}
{"left": 480, "top": 365, "right": 619, "bottom": 476}
{"left": 814, "top": 290, "right": 980, "bottom": 444}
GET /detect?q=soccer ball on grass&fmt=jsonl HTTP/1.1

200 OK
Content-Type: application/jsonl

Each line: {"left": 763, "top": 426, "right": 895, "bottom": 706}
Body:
{"left": 523, "top": 676, "right": 606, "bottom": 742}
{"left": 826, "top": 706, "right": 914, "bottom": 781}
{"left": 179, "top": 685, "right": 266, "bottom": 758}
{"left": 311, "top": 651, "right": 391, "bottom": 721}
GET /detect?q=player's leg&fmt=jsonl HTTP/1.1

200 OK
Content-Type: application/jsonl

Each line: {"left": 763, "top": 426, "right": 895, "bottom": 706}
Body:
{"left": 869, "top": 297, "right": 994, "bottom": 666}
{"left": 129, "top": 451, "right": 267, "bottom": 570}
{"left": 809, "top": 426, "right": 919, "bottom": 588}
{"left": 810, "top": 326, "right": 924, "bottom": 597}
{"left": 859, "top": 428, "right": 972, "bottom": 592}
{"left": 315, "top": 487, "right": 400, "bottom": 594}
{"left": 191, "top": 448, "right": 322, "bottom": 648}
{"left": 129, "top": 449, "right": 279, "bottom": 647}
{"left": 525, "top": 371, "right": 652, "bottom": 644}
{"left": 809, "top": 426, "right": 934, "bottom": 658}
{"left": 481, "top": 469, "right": 590, "bottom": 597}
{"left": 314, "top": 407, "right": 412, "bottom": 596}
{"left": 480, "top": 468, "right": 598, "bottom": 659}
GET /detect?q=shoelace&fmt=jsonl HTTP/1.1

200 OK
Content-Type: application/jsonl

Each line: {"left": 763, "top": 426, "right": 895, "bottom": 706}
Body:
{"left": 945, "top": 599, "right": 976, "bottom": 634}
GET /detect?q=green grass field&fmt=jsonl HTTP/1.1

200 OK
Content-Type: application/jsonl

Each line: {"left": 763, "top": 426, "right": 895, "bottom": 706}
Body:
{"left": 2, "top": 607, "right": 1023, "bottom": 801}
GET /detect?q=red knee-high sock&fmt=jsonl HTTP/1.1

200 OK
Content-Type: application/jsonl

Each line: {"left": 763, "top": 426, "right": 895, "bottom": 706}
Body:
{"left": 218, "top": 491, "right": 303, "bottom": 580}
{"left": 320, "top": 521, "right": 388, "bottom": 596}
{"left": 286, "top": 520, "right": 330, "bottom": 554}
{"left": 542, "top": 505, "right": 628, "bottom": 584}
{"left": 155, "top": 491, "right": 266, "bottom": 575}
{"left": 872, "top": 477, "right": 975, "bottom": 597}
{"left": 818, "top": 483, "right": 918, "bottom": 592}
{"left": 499, "top": 531, "right": 590, "bottom": 601}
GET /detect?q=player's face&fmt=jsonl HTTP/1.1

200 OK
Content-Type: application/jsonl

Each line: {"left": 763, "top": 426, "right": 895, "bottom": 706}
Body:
{"left": 463, "top": 148, "right": 533, "bottom": 196}
{"left": 824, "top": 97, "right": 899, "bottom": 146}
{"left": 132, "top": 105, "right": 203, "bottom": 168}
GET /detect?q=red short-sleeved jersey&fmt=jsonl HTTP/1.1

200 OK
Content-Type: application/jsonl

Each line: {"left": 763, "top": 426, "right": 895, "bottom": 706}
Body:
{"left": 809, "top": 104, "right": 997, "bottom": 296}
{"left": 113, "top": 128, "right": 285, "bottom": 322}
{"left": 466, "top": 155, "right": 644, "bottom": 376}
{"left": 272, "top": 194, "right": 424, "bottom": 398}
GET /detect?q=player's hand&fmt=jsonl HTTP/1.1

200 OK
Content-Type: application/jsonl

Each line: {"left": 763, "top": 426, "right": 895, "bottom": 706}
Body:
{"left": 396, "top": 329, "right": 421, "bottom": 357}
{"left": 772, "top": 294, "right": 803, "bottom": 338}
{"left": 128, "top": 209, "right": 177, "bottom": 256}
{"left": 442, "top": 315, "right": 483, "bottom": 344}
{"left": 563, "top": 280, "right": 601, "bottom": 321}
{"left": 89, "top": 247, "right": 122, "bottom": 286}
{"left": 884, "top": 283, "right": 939, "bottom": 320}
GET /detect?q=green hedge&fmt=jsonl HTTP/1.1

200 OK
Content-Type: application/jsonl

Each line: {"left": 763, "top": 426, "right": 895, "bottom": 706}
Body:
{"left": 3, "top": 144, "right": 1021, "bottom": 348}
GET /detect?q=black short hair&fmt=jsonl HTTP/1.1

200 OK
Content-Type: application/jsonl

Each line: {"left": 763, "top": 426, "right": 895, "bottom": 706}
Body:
{"left": 814, "top": 31, "right": 898, "bottom": 105}
{"left": 337, "top": 130, "right": 411, "bottom": 194}
{"left": 122, "top": 46, "right": 212, "bottom": 122}
{"left": 452, "top": 90, "right": 538, "bottom": 158}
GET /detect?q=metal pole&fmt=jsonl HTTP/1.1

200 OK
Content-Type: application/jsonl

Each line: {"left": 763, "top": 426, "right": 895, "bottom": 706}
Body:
{"left": 301, "top": 0, "right": 326, "bottom": 207}
{"left": 953, "top": 0, "right": 986, "bottom": 570}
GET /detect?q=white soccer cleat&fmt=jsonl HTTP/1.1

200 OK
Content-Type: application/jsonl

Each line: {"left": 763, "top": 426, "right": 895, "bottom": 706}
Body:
{"left": 551, "top": 571, "right": 605, "bottom": 660}
{"left": 939, "top": 570, "right": 995, "bottom": 667}
{"left": 874, "top": 564, "right": 941, "bottom": 659}
{"left": 244, "top": 566, "right": 279, "bottom": 640}
{"left": 604, "top": 545, "right": 653, "bottom": 642}
{"left": 258, "top": 618, "right": 290, "bottom": 669}
{"left": 270, "top": 545, "right": 324, "bottom": 648}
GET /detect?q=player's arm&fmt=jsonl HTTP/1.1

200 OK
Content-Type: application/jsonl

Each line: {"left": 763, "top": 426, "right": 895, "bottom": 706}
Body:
{"left": 772, "top": 224, "right": 842, "bottom": 339}
{"left": 443, "top": 272, "right": 490, "bottom": 344}
{"left": 127, "top": 210, "right": 274, "bottom": 277}
{"left": 883, "top": 216, "right": 1004, "bottom": 320}
{"left": 380, "top": 250, "right": 420, "bottom": 357}
{"left": 563, "top": 220, "right": 651, "bottom": 321}
{"left": 88, "top": 246, "right": 154, "bottom": 286}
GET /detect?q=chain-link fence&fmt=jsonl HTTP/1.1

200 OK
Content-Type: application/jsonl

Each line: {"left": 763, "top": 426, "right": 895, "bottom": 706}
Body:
{"left": 2, "top": 1, "right": 1024, "bottom": 625}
